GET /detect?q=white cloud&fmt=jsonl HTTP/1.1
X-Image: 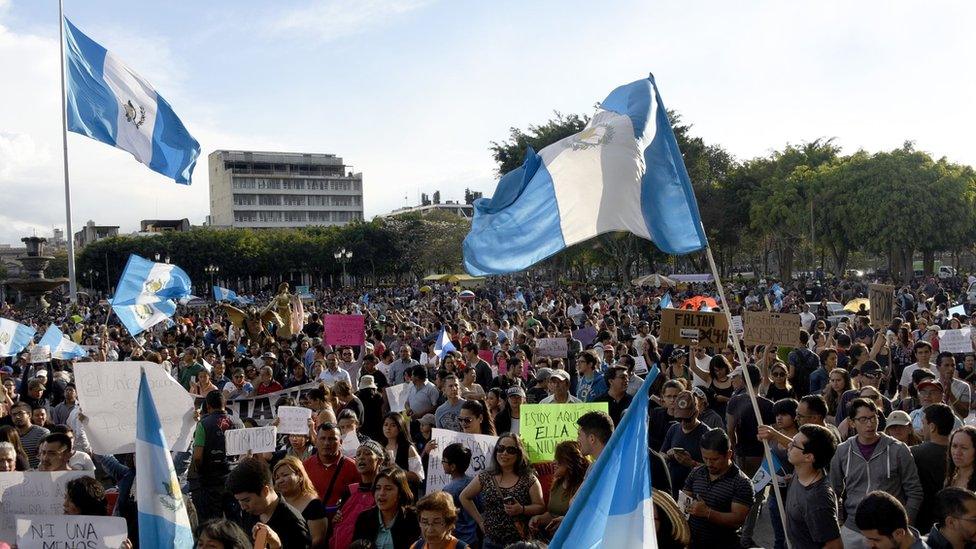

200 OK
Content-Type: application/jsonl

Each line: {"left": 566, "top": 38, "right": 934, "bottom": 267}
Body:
{"left": 271, "top": 0, "right": 435, "bottom": 41}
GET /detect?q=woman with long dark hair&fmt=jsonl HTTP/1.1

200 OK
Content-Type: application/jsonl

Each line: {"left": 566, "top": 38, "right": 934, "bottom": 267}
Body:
{"left": 381, "top": 412, "right": 425, "bottom": 484}
{"left": 351, "top": 467, "right": 421, "bottom": 549}
{"left": 527, "top": 440, "right": 589, "bottom": 541}
{"left": 946, "top": 426, "right": 976, "bottom": 491}
{"left": 459, "top": 399, "right": 496, "bottom": 436}
{"left": 0, "top": 425, "right": 30, "bottom": 471}
{"left": 823, "top": 368, "right": 852, "bottom": 421}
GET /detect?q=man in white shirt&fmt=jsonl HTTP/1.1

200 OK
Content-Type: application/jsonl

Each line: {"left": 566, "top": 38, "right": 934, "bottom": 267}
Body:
{"left": 317, "top": 352, "right": 351, "bottom": 388}
{"left": 899, "top": 341, "right": 934, "bottom": 399}
{"left": 799, "top": 303, "right": 817, "bottom": 332}
{"left": 936, "top": 351, "right": 972, "bottom": 418}
{"left": 541, "top": 370, "right": 581, "bottom": 404}
{"left": 337, "top": 346, "right": 362, "bottom": 391}
{"left": 691, "top": 344, "right": 712, "bottom": 389}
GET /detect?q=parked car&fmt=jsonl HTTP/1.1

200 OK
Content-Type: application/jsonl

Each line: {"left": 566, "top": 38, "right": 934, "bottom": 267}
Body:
{"left": 806, "top": 301, "right": 852, "bottom": 326}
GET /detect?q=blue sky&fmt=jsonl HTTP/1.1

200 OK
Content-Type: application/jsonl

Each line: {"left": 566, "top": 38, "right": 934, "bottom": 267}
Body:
{"left": 1, "top": 0, "right": 973, "bottom": 246}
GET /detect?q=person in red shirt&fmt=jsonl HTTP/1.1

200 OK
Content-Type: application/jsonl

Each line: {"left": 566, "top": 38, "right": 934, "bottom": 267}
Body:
{"left": 256, "top": 366, "right": 284, "bottom": 396}
{"left": 303, "top": 422, "right": 358, "bottom": 511}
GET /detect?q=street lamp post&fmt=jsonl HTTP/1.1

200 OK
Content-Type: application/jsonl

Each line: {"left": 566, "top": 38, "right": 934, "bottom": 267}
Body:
{"left": 205, "top": 264, "right": 219, "bottom": 291}
{"left": 86, "top": 269, "right": 94, "bottom": 290}
{"left": 154, "top": 253, "right": 170, "bottom": 264}
{"left": 333, "top": 248, "right": 353, "bottom": 287}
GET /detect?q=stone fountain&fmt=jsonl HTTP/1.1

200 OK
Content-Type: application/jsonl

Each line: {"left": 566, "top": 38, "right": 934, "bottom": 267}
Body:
{"left": 4, "top": 237, "right": 68, "bottom": 311}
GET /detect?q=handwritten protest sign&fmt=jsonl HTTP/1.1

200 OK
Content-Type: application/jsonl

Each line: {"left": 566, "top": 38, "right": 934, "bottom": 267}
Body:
{"left": 341, "top": 429, "right": 360, "bottom": 458}
{"left": 521, "top": 402, "right": 609, "bottom": 462}
{"left": 427, "top": 428, "right": 498, "bottom": 493}
{"left": 659, "top": 309, "right": 729, "bottom": 347}
{"left": 74, "top": 362, "right": 195, "bottom": 454}
{"left": 225, "top": 426, "right": 278, "bottom": 456}
{"left": 731, "top": 316, "right": 744, "bottom": 336}
{"left": 30, "top": 345, "right": 51, "bottom": 363}
{"left": 742, "top": 311, "right": 802, "bottom": 347}
{"left": 205, "top": 381, "right": 319, "bottom": 425}
{"left": 950, "top": 304, "right": 967, "bottom": 318}
{"left": 535, "top": 338, "right": 568, "bottom": 358}
{"left": 16, "top": 515, "right": 128, "bottom": 549}
{"left": 940, "top": 328, "right": 974, "bottom": 354}
{"left": 385, "top": 383, "right": 411, "bottom": 413}
{"left": 276, "top": 406, "right": 312, "bottom": 435}
{"left": 324, "top": 314, "right": 365, "bottom": 346}
{"left": 869, "top": 284, "right": 896, "bottom": 327}
{"left": 0, "top": 471, "right": 92, "bottom": 542}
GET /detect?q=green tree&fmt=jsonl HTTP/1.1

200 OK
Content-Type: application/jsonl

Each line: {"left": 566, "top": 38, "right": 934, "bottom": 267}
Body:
{"left": 490, "top": 112, "right": 589, "bottom": 175}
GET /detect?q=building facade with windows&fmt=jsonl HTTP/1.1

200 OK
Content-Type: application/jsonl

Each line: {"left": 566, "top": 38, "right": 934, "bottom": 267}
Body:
{"left": 208, "top": 150, "right": 364, "bottom": 228}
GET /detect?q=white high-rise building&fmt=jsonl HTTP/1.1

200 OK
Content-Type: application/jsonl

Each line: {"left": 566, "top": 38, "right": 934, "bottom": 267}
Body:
{"left": 208, "top": 150, "right": 364, "bottom": 228}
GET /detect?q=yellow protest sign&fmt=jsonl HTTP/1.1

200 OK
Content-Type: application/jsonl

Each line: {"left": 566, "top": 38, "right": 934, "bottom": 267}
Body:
{"left": 521, "top": 402, "right": 609, "bottom": 462}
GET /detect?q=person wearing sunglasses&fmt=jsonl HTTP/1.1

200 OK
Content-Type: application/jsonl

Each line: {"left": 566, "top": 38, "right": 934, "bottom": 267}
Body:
{"left": 784, "top": 424, "right": 841, "bottom": 549}
{"left": 459, "top": 434, "right": 544, "bottom": 549}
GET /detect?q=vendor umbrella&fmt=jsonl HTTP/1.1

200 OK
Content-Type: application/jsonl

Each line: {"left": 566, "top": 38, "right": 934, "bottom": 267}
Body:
{"left": 844, "top": 298, "right": 870, "bottom": 313}
{"left": 631, "top": 273, "right": 676, "bottom": 287}
{"left": 680, "top": 295, "right": 719, "bottom": 310}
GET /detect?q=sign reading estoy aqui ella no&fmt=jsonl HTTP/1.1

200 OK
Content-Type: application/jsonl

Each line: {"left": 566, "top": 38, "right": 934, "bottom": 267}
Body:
{"left": 659, "top": 309, "right": 729, "bottom": 347}
{"left": 521, "top": 402, "right": 609, "bottom": 462}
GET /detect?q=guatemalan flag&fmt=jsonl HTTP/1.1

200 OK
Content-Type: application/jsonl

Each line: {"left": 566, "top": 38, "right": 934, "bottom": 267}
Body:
{"left": 64, "top": 17, "right": 200, "bottom": 183}
{"left": 434, "top": 327, "right": 456, "bottom": 359}
{"left": 213, "top": 286, "right": 252, "bottom": 305}
{"left": 463, "top": 76, "right": 706, "bottom": 275}
{"left": 112, "top": 254, "right": 192, "bottom": 306}
{"left": 136, "top": 368, "right": 194, "bottom": 548}
{"left": 551, "top": 366, "right": 659, "bottom": 549}
{"left": 0, "top": 318, "right": 36, "bottom": 358}
{"left": 114, "top": 300, "right": 178, "bottom": 336}
{"left": 659, "top": 292, "right": 673, "bottom": 309}
{"left": 38, "top": 325, "right": 87, "bottom": 360}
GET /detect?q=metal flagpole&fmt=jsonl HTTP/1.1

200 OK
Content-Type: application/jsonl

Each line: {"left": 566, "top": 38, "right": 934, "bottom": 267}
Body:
{"left": 704, "top": 244, "right": 792, "bottom": 549}
{"left": 58, "top": 0, "right": 78, "bottom": 303}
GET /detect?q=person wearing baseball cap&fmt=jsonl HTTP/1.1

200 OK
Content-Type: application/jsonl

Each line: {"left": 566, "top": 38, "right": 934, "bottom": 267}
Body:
{"left": 541, "top": 369, "right": 579, "bottom": 404}
{"left": 495, "top": 386, "right": 525, "bottom": 434}
{"left": 910, "top": 378, "right": 962, "bottom": 435}
{"left": 661, "top": 389, "right": 711, "bottom": 496}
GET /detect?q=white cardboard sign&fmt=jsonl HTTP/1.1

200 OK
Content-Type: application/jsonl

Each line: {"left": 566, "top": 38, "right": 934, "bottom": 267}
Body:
{"left": 0, "top": 471, "right": 93, "bottom": 542}
{"left": 16, "top": 514, "right": 128, "bottom": 549}
{"left": 940, "top": 328, "right": 974, "bottom": 354}
{"left": 276, "top": 406, "right": 312, "bottom": 435}
{"left": 225, "top": 426, "right": 278, "bottom": 456}
{"left": 385, "top": 383, "right": 410, "bottom": 413}
{"left": 426, "top": 428, "right": 498, "bottom": 493}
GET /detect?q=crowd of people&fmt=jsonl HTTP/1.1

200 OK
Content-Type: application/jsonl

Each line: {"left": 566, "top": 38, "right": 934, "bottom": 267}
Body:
{"left": 3, "top": 271, "right": 976, "bottom": 548}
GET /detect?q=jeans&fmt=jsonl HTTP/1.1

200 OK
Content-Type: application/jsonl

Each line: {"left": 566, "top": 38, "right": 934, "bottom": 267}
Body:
{"left": 768, "top": 487, "right": 787, "bottom": 549}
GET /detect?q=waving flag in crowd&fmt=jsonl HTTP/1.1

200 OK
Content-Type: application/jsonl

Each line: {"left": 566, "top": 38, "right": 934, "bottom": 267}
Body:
{"left": 136, "top": 368, "right": 194, "bottom": 548}
{"left": 659, "top": 292, "right": 673, "bottom": 309}
{"left": 213, "top": 285, "right": 252, "bottom": 305}
{"left": 551, "top": 366, "right": 660, "bottom": 549}
{"left": 112, "top": 254, "right": 192, "bottom": 306}
{"left": 114, "top": 300, "right": 178, "bottom": 336}
{"left": 63, "top": 17, "right": 200, "bottom": 183}
{"left": 463, "top": 75, "right": 706, "bottom": 275}
{"left": 38, "top": 324, "right": 87, "bottom": 360}
{"left": 434, "top": 327, "right": 456, "bottom": 359}
{"left": 0, "top": 318, "right": 36, "bottom": 357}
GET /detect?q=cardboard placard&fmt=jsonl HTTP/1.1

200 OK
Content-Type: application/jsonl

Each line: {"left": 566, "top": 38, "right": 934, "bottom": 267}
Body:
{"left": 731, "top": 316, "right": 744, "bottom": 335}
{"left": 659, "top": 309, "right": 730, "bottom": 347}
{"left": 30, "top": 345, "right": 51, "bottom": 363}
{"left": 742, "top": 311, "right": 802, "bottom": 347}
{"left": 869, "top": 284, "right": 896, "bottom": 327}
{"left": 0, "top": 471, "right": 93, "bottom": 542}
{"left": 225, "top": 426, "right": 278, "bottom": 456}
{"left": 324, "top": 314, "right": 365, "bottom": 346}
{"left": 521, "top": 402, "right": 610, "bottom": 462}
{"left": 276, "top": 405, "right": 312, "bottom": 435}
{"left": 16, "top": 515, "right": 128, "bottom": 549}
{"left": 535, "top": 338, "right": 568, "bottom": 358}
{"left": 426, "top": 428, "right": 498, "bottom": 493}
{"left": 940, "top": 328, "right": 974, "bottom": 354}
{"left": 385, "top": 383, "right": 411, "bottom": 413}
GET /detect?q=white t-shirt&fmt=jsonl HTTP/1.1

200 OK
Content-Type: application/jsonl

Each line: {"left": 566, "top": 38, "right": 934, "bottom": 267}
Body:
{"left": 900, "top": 362, "right": 933, "bottom": 388}
{"left": 799, "top": 311, "right": 816, "bottom": 332}
{"left": 693, "top": 354, "right": 712, "bottom": 388}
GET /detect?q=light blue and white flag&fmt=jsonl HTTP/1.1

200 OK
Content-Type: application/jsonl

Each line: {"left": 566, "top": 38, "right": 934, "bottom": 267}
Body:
{"left": 64, "top": 17, "right": 200, "bottom": 184}
{"left": 464, "top": 76, "right": 706, "bottom": 275}
{"left": 434, "top": 327, "right": 456, "bottom": 359}
{"left": 659, "top": 292, "right": 673, "bottom": 309}
{"left": 0, "top": 318, "right": 36, "bottom": 358}
{"left": 38, "top": 325, "right": 87, "bottom": 360}
{"left": 213, "top": 287, "right": 253, "bottom": 305}
{"left": 136, "top": 368, "right": 194, "bottom": 549}
{"left": 112, "top": 254, "right": 192, "bottom": 306}
{"left": 751, "top": 452, "right": 786, "bottom": 493}
{"left": 551, "top": 366, "right": 660, "bottom": 549}
{"left": 114, "top": 300, "right": 177, "bottom": 336}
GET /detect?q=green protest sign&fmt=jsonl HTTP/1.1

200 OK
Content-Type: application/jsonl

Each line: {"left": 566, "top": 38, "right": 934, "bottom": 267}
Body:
{"left": 521, "top": 402, "right": 609, "bottom": 462}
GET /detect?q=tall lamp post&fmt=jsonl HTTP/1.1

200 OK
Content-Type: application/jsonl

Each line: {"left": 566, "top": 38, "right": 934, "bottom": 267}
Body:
{"left": 154, "top": 252, "right": 170, "bottom": 264}
{"left": 205, "top": 264, "right": 219, "bottom": 291}
{"left": 334, "top": 248, "right": 352, "bottom": 287}
{"left": 85, "top": 269, "right": 94, "bottom": 291}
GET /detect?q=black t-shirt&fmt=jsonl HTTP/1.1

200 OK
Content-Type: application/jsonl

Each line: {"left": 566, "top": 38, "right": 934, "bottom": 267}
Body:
{"left": 243, "top": 498, "right": 311, "bottom": 549}
{"left": 727, "top": 391, "right": 775, "bottom": 457}
{"left": 593, "top": 392, "right": 633, "bottom": 426}
{"left": 911, "top": 441, "right": 948, "bottom": 532}
{"left": 301, "top": 498, "right": 328, "bottom": 522}
{"left": 785, "top": 474, "right": 841, "bottom": 549}
{"left": 649, "top": 406, "right": 676, "bottom": 452}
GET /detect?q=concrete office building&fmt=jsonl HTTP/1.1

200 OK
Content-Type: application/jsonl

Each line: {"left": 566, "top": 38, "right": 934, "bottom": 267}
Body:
{"left": 209, "top": 150, "right": 364, "bottom": 229}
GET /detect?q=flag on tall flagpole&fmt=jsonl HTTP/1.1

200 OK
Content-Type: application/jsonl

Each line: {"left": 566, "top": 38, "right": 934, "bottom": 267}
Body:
{"left": 434, "top": 327, "right": 456, "bottom": 359}
{"left": 38, "top": 324, "right": 87, "bottom": 360}
{"left": 63, "top": 17, "right": 200, "bottom": 183}
{"left": 550, "top": 366, "right": 660, "bottom": 549}
{"left": 111, "top": 254, "right": 192, "bottom": 306}
{"left": 0, "top": 318, "right": 36, "bottom": 357}
{"left": 136, "top": 367, "right": 194, "bottom": 549}
{"left": 463, "top": 75, "right": 706, "bottom": 275}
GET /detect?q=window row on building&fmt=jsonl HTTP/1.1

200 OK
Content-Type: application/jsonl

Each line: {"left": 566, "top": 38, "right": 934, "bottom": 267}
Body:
{"left": 232, "top": 194, "right": 362, "bottom": 207}
{"left": 233, "top": 210, "right": 364, "bottom": 223}
{"left": 231, "top": 177, "right": 361, "bottom": 192}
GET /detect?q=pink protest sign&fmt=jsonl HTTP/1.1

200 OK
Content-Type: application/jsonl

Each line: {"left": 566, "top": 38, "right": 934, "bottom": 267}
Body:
{"left": 324, "top": 315, "right": 365, "bottom": 346}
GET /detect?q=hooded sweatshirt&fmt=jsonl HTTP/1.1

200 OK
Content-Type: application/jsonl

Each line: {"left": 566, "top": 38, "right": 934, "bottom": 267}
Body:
{"left": 828, "top": 432, "right": 923, "bottom": 531}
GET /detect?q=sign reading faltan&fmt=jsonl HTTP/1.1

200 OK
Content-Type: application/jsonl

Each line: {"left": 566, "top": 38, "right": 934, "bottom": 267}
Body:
{"left": 659, "top": 309, "right": 729, "bottom": 347}
{"left": 742, "top": 311, "right": 801, "bottom": 347}
{"left": 869, "top": 284, "right": 896, "bottom": 328}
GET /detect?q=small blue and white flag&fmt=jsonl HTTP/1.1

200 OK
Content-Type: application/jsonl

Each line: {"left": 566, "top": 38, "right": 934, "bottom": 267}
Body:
{"left": 551, "top": 366, "right": 660, "bottom": 549}
{"left": 112, "top": 254, "right": 192, "bottom": 306}
{"left": 0, "top": 318, "right": 36, "bottom": 358}
{"left": 434, "top": 327, "right": 456, "bottom": 359}
{"left": 464, "top": 76, "right": 706, "bottom": 275}
{"left": 38, "top": 325, "right": 87, "bottom": 360}
{"left": 136, "top": 368, "right": 194, "bottom": 548}
{"left": 114, "top": 300, "right": 177, "bottom": 336}
{"left": 751, "top": 452, "right": 786, "bottom": 493}
{"left": 659, "top": 292, "right": 673, "bottom": 309}
{"left": 64, "top": 17, "right": 200, "bottom": 184}
{"left": 213, "top": 286, "right": 238, "bottom": 302}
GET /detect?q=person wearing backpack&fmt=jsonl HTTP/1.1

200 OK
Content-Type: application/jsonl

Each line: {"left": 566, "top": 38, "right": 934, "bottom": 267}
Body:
{"left": 788, "top": 330, "right": 821, "bottom": 397}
